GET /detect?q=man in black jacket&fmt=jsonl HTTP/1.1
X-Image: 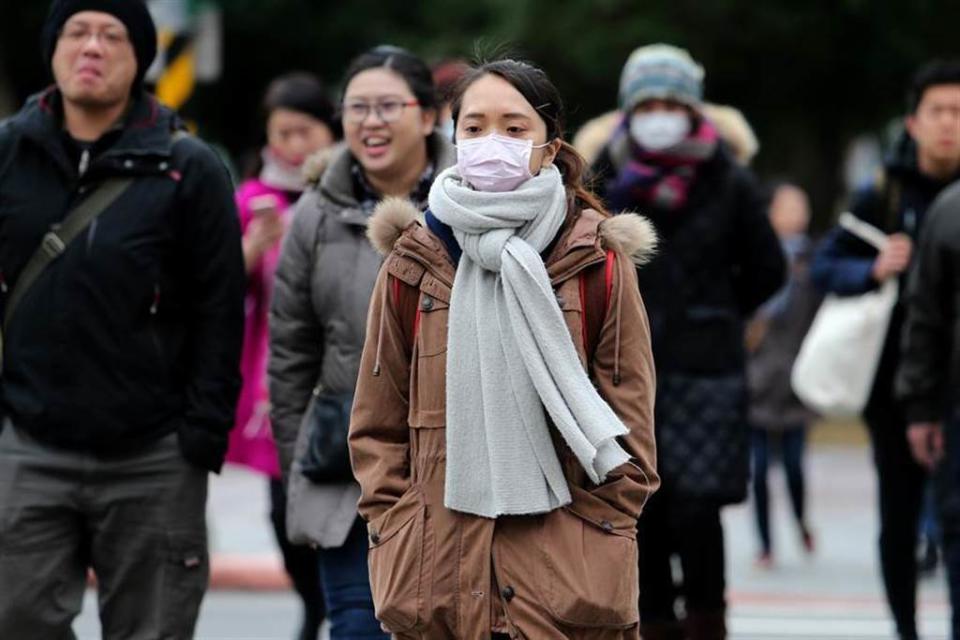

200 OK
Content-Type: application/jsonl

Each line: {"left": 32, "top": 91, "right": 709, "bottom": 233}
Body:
{"left": 0, "top": 1, "right": 244, "bottom": 637}
{"left": 813, "top": 60, "right": 960, "bottom": 640}
{"left": 898, "top": 186, "right": 960, "bottom": 638}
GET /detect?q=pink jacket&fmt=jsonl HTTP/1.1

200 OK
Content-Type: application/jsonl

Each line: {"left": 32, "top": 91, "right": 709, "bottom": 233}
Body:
{"left": 225, "top": 179, "right": 295, "bottom": 478}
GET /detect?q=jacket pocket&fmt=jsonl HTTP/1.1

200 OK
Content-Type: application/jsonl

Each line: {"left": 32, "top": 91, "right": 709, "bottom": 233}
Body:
{"left": 410, "top": 294, "right": 449, "bottom": 427}
{"left": 538, "top": 485, "right": 639, "bottom": 628}
{"left": 159, "top": 531, "right": 208, "bottom": 638}
{"left": 366, "top": 485, "right": 431, "bottom": 632}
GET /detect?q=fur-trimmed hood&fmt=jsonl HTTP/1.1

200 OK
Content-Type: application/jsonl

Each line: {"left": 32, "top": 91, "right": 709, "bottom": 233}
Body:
{"left": 367, "top": 196, "right": 657, "bottom": 266}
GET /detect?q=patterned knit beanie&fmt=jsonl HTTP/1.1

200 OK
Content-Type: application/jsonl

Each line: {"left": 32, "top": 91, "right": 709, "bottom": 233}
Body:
{"left": 619, "top": 44, "right": 705, "bottom": 112}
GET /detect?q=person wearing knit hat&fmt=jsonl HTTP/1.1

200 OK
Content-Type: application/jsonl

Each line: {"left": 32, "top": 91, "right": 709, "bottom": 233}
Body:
{"left": 0, "top": 1, "right": 244, "bottom": 638}
{"left": 592, "top": 43, "right": 785, "bottom": 640}
{"left": 43, "top": 0, "right": 157, "bottom": 92}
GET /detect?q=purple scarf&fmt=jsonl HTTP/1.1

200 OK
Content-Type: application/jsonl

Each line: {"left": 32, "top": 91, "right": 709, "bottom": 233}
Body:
{"left": 606, "top": 116, "right": 719, "bottom": 212}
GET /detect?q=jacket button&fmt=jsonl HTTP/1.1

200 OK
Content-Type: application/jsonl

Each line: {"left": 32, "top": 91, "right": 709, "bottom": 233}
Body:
{"left": 600, "top": 520, "right": 614, "bottom": 533}
{"left": 123, "top": 159, "right": 134, "bottom": 169}
{"left": 501, "top": 586, "right": 515, "bottom": 602}
{"left": 421, "top": 296, "right": 434, "bottom": 311}
{"left": 370, "top": 530, "right": 380, "bottom": 544}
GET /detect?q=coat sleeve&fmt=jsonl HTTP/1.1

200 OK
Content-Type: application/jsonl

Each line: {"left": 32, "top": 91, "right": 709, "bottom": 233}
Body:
{"left": 896, "top": 194, "right": 957, "bottom": 423}
{"left": 348, "top": 264, "right": 414, "bottom": 522}
{"left": 731, "top": 168, "right": 787, "bottom": 315}
{"left": 810, "top": 187, "right": 884, "bottom": 296}
{"left": 590, "top": 254, "right": 659, "bottom": 518}
{"left": 268, "top": 192, "right": 323, "bottom": 476}
{"left": 174, "top": 139, "right": 246, "bottom": 472}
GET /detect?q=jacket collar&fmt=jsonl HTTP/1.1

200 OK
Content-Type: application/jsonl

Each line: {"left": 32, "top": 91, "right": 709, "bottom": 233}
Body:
{"left": 16, "top": 86, "right": 183, "bottom": 177}
{"left": 369, "top": 196, "right": 657, "bottom": 290}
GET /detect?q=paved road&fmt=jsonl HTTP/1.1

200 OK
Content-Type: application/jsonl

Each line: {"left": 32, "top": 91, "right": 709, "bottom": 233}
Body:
{"left": 74, "top": 441, "right": 950, "bottom": 639}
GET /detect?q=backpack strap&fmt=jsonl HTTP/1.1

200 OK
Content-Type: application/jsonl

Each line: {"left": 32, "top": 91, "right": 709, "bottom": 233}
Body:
{"left": 1, "top": 130, "right": 191, "bottom": 369}
{"left": 580, "top": 250, "right": 616, "bottom": 366}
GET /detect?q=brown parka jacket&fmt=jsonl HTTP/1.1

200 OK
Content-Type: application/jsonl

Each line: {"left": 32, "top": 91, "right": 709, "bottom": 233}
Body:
{"left": 349, "top": 197, "right": 660, "bottom": 639}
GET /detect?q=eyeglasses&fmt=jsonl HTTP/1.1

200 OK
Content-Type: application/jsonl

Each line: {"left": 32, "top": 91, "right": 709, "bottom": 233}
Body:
{"left": 342, "top": 99, "right": 419, "bottom": 124}
{"left": 59, "top": 26, "right": 130, "bottom": 49}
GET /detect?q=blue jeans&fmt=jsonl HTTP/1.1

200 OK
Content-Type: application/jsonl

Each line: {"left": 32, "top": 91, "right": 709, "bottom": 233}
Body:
{"left": 751, "top": 427, "right": 807, "bottom": 554}
{"left": 318, "top": 516, "right": 387, "bottom": 639}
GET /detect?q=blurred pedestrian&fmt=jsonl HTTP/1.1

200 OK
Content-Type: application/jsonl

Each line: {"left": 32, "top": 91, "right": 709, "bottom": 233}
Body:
{"left": 269, "top": 45, "right": 454, "bottom": 639}
{"left": 745, "top": 183, "right": 821, "bottom": 568}
{"left": 228, "top": 71, "right": 339, "bottom": 640}
{"left": 431, "top": 58, "right": 468, "bottom": 141}
{"left": 592, "top": 43, "right": 786, "bottom": 639}
{"left": 349, "top": 57, "right": 659, "bottom": 639}
{"left": 897, "top": 182, "right": 960, "bottom": 639}
{"left": 0, "top": 1, "right": 244, "bottom": 637}
{"left": 813, "top": 59, "right": 960, "bottom": 640}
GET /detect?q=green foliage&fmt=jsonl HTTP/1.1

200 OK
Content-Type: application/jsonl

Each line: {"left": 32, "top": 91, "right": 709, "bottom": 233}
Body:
{"left": 1, "top": 0, "right": 958, "bottom": 218}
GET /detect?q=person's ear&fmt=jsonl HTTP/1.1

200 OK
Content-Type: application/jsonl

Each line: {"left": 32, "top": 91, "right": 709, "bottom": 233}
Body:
{"left": 541, "top": 139, "right": 562, "bottom": 168}
{"left": 421, "top": 108, "right": 437, "bottom": 136}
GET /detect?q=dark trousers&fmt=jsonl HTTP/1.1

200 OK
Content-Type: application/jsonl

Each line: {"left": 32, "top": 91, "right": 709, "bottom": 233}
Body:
{"left": 0, "top": 423, "right": 208, "bottom": 640}
{"left": 864, "top": 405, "right": 926, "bottom": 640}
{"left": 269, "top": 479, "right": 325, "bottom": 640}
{"left": 638, "top": 489, "right": 726, "bottom": 624}
{"left": 318, "top": 516, "right": 387, "bottom": 639}
{"left": 751, "top": 427, "right": 807, "bottom": 554}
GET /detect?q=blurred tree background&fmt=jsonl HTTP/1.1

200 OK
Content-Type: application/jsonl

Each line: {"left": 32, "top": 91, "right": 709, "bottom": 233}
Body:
{"left": 1, "top": 0, "right": 958, "bottom": 226}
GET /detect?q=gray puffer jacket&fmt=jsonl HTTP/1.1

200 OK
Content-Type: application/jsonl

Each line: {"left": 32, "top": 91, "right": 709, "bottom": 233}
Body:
{"left": 269, "top": 133, "right": 454, "bottom": 547}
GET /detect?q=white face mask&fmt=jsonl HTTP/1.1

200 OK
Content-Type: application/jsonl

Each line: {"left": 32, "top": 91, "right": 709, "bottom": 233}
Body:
{"left": 456, "top": 133, "right": 550, "bottom": 192}
{"left": 629, "top": 112, "right": 691, "bottom": 151}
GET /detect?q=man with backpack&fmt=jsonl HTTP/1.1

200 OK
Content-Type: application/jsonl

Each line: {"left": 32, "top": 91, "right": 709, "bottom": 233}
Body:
{"left": 0, "top": 1, "right": 244, "bottom": 637}
{"left": 812, "top": 59, "right": 960, "bottom": 640}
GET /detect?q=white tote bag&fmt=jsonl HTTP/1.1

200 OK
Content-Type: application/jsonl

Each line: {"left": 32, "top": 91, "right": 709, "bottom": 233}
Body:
{"left": 790, "top": 213, "right": 897, "bottom": 418}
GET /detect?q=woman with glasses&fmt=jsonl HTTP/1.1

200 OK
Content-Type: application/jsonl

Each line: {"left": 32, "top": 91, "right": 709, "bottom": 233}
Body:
{"left": 268, "top": 45, "right": 455, "bottom": 639}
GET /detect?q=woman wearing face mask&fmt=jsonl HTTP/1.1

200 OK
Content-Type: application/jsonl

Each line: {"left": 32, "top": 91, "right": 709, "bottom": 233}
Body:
{"left": 269, "top": 47, "right": 455, "bottom": 639}
{"left": 592, "top": 44, "right": 786, "bottom": 639}
{"left": 350, "top": 59, "right": 660, "bottom": 639}
{"left": 227, "top": 71, "right": 338, "bottom": 640}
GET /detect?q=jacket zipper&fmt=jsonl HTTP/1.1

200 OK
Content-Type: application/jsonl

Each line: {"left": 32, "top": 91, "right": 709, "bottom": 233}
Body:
{"left": 149, "top": 283, "right": 164, "bottom": 365}
{"left": 78, "top": 148, "right": 90, "bottom": 177}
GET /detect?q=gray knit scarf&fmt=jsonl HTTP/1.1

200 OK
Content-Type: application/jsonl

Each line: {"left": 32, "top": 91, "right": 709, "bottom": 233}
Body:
{"left": 428, "top": 165, "right": 631, "bottom": 518}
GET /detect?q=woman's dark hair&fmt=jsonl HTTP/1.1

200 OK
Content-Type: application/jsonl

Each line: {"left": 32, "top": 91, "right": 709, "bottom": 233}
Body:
{"left": 263, "top": 72, "right": 340, "bottom": 137}
{"left": 341, "top": 45, "right": 438, "bottom": 112}
{"left": 449, "top": 59, "right": 609, "bottom": 218}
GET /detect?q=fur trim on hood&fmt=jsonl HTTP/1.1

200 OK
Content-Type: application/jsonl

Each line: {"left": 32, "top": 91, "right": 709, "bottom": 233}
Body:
{"left": 368, "top": 197, "right": 656, "bottom": 266}
{"left": 599, "top": 213, "right": 657, "bottom": 265}
{"left": 572, "top": 110, "right": 620, "bottom": 166}
{"left": 572, "top": 103, "right": 759, "bottom": 167}
{"left": 301, "top": 145, "right": 339, "bottom": 187}
{"left": 367, "top": 197, "right": 424, "bottom": 256}
{"left": 702, "top": 103, "right": 759, "bottom": 166}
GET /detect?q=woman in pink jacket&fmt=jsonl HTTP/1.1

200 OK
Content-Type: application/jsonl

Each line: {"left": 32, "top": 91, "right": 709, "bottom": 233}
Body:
{"left": 228, "top": 72, "right": 339, "bottom": 640}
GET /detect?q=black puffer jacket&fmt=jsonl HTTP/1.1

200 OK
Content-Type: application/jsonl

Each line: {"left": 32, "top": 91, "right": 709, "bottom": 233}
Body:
{"left": 593, "top": 143, "right": 785, "bottom": 374}
{"left": 0, "top": 88, "right": 244, "bottom": 471}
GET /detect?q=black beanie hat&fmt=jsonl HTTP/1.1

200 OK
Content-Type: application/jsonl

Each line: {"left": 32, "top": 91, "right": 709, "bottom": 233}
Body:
{"left": 42, "top": 0, "right": 158, "bottom": 90}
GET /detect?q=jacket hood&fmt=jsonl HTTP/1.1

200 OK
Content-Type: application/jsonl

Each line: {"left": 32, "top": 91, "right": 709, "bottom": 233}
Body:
{"left": 367, "top": 196, "right": 657, "bottom": 267}
{"left": 702, "top": 103, "right": 759, "bottom": 166}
